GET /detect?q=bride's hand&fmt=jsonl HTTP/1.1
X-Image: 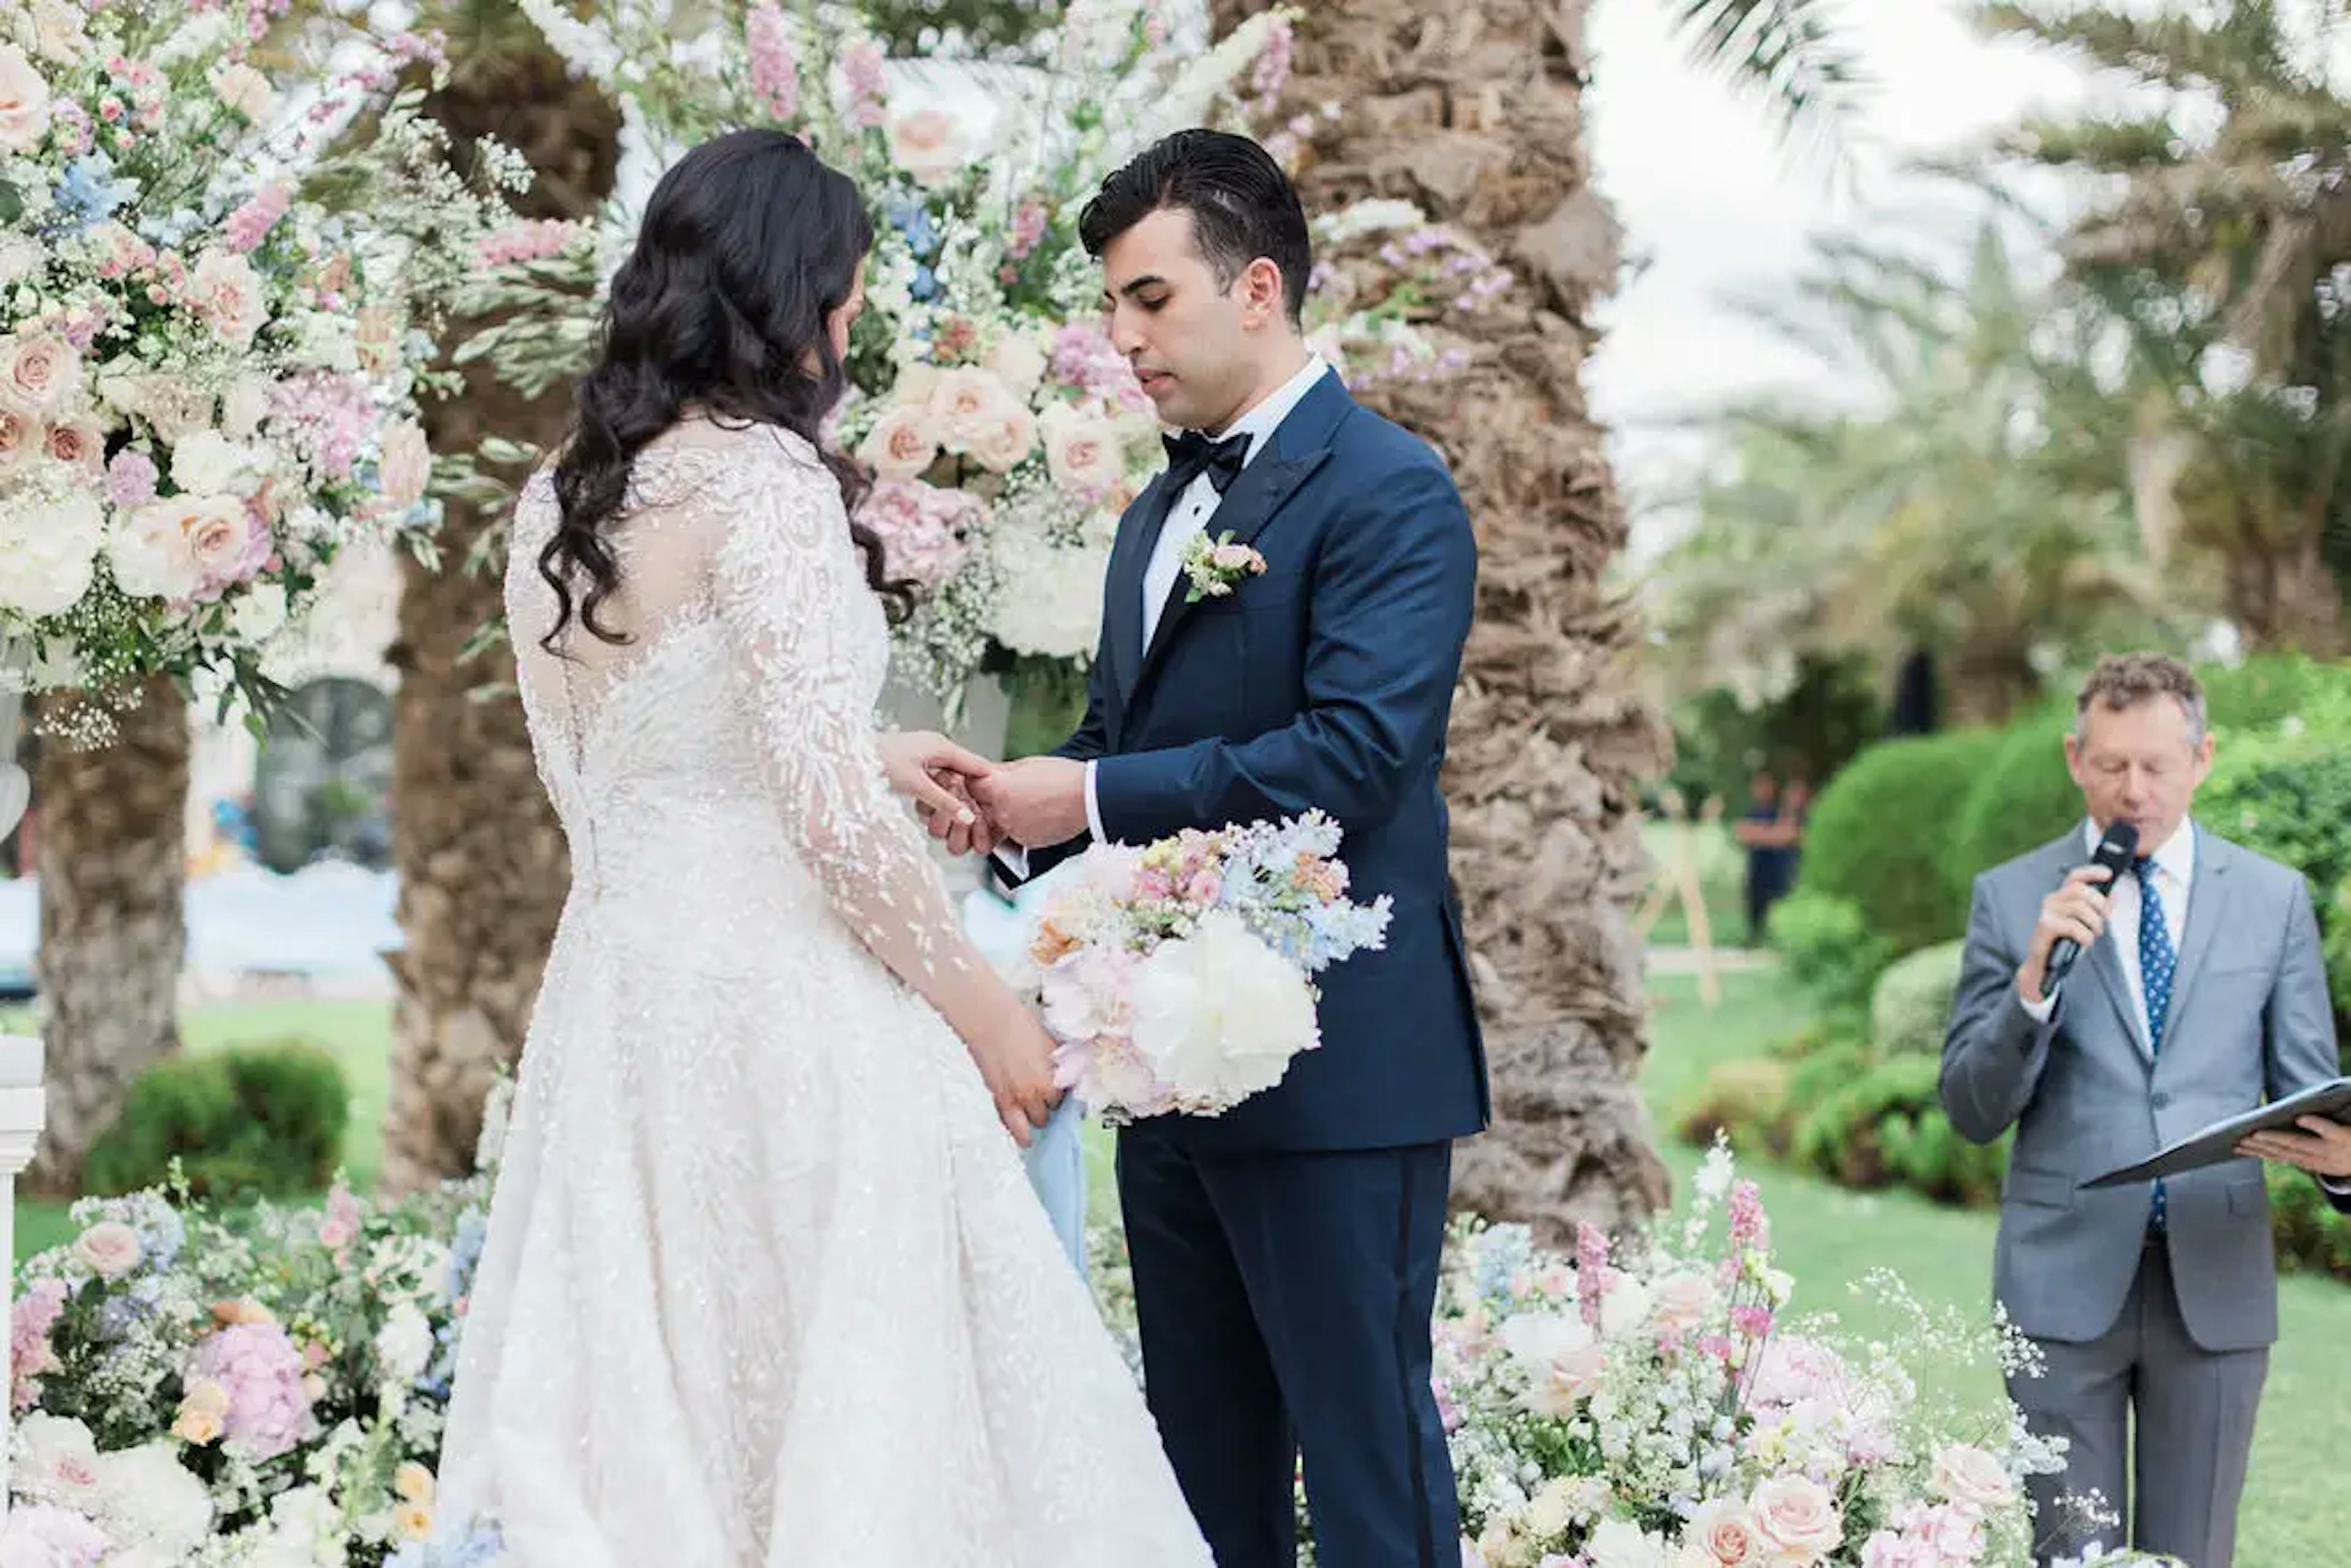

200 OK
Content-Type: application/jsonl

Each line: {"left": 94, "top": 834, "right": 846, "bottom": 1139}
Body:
{"left": 876, "top": 730, "right": 992, "bottom": 825}
{"left": 970, "top": 997, "right": 1062, "bottom": 1147}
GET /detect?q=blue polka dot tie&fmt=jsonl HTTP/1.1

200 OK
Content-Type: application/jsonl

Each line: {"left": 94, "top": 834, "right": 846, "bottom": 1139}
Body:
{"left": 2137, "top": 856, "right": 2177, "bottom": 1233}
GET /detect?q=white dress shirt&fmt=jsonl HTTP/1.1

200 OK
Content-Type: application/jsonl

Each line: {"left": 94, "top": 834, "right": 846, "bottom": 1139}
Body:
{"left": 994, "top": 354, "right": 1330, "bottom": 877}
{"left": 2022, "top": 817, "right": 2192, "bottom": 1044}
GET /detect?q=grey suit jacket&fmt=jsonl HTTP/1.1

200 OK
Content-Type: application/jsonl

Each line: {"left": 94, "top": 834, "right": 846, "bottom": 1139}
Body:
{"left": 1940, "top": 825, "right": 2345, "bottom": 1352}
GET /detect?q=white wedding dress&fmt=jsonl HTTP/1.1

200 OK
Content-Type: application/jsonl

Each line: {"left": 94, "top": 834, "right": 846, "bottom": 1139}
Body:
{"left": 436, "top": 416, "right": 1211, "bottom": 1566}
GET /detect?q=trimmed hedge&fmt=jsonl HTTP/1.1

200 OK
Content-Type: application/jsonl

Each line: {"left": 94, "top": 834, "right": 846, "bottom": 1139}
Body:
{"left": 86, "top": 1040, "right": 350, "bottom": 1201}
{"left": 1794, "top": 729, "right": 2006, "bottom": 958}
{"left": 1869, "top": 940, "right": 1965, "bottom": 1057}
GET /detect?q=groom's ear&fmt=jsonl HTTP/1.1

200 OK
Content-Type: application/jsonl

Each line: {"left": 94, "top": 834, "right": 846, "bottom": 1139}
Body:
{"left": 1238, "top": 256, "right": 1288, "bottom": 329}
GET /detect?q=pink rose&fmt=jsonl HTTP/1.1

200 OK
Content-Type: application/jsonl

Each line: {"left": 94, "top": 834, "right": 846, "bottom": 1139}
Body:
{"left": 0, "top": 408, "right": 31, "bottom": 471}
{"left": 1043, "top": 408, "right": 1124, "bottom": 498}
{"left": 111, "top": 494, "right": 267, "bottom": 601}
{"left": 1682, "top": 1498, "right": 1763, "bottom": 1566}
{"left": 1929, "top": 1444, "right": 2015, "bottom": 1518}
{"left": 188, "top": 250, "right": 269, "bottom": 348}
{"left": 378, "top": 417, "right": 432, "bottom": 509}
{"left": 927, "top": 367, "right": 1020, "bottom": 454}
{"left": 857, "top": 402, "right": 940, "bottom": 481}
{"left": 12, "top": 1277, "right": 66, "bottom": 1409}
{"left": 72, "top": 1220, "right": 141, "bottom": 1279}
{"left": 0, "top": 334, "right": 81, "bottom": 416}
{"left": 1899, "top": 1501, "right": 1985, "bottom": 1559}
{"left": 1652, "top": 1270, "right": 1718, "bottom": 1336}
{"left": 887, "top": 106, "right": 970, "bottom": 187}
{"left": 43, "top": 419, "right": 103, "bottom": 479}
{"left": 0, "top": 43, "right": 51, "bottom": 154}
{"left": 318, "top": 1183, "right": 360, "bottom": 1253}
{"left": 964, "top": 405, "right": 1037, "bottom": 474}
{"left": 1748, "top": 1476, "right": 1842, "bottom": 1564}
{"left": 853, "top": 479, "right": 971, "bottom": 591}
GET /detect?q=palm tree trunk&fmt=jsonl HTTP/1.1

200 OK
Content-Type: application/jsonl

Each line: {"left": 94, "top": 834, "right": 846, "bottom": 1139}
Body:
{"left": 28, "top": 680, "right": 189, "bottom": 1196}
{"left": 1221, "top": 0, "right": 1674, "bottom": 1242}
{"left": 380, "top": 37, "right": 620, "bottom": 1193}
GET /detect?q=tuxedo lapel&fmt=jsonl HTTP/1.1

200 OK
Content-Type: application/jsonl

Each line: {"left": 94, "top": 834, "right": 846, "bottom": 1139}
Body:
{"left": 1136, "top": 444, "right": 1331, "bottom": 673}
{"left": 1105, "top": 473, "right": 1174, "bottom": 710}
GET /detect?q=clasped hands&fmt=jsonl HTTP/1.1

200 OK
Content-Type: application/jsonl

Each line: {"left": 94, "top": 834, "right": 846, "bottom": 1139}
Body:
{"left": 876, "top": 732, "right": 1088, "bottom": 856}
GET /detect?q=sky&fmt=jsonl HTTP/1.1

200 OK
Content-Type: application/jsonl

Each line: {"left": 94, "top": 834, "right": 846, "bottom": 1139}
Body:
{"left": 1580, "top": 0, "right": 2098, "bottom": 557}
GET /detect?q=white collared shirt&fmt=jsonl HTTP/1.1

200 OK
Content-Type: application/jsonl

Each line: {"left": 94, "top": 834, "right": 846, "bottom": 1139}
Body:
{"left": 2023, "top": 817, "right": 2194, "bottom": 1043}
{"left": 994, "top": 355, "right": 1331, "bottom": 879}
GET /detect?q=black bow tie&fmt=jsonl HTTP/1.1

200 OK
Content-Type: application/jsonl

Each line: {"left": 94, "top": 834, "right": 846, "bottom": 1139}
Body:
{"left": 1161, "top": 430, "right": 1250, "bottom": 496}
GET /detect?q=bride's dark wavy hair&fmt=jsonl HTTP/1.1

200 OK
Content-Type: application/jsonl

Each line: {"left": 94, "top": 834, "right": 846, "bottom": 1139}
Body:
{"left": 544, "top": 129, "right": 906, "bottom": 650}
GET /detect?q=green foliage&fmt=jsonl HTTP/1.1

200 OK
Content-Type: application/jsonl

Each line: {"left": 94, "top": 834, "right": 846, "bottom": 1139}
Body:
{"left": 1797, "top": 730, "right": 2006, "bottom": 955}
{"left": 1869, "top": 940, "right": 1965, "bottom": 1057}
{"left": 1767, "top": 890, "right": 1892, "bottom": 1024}
{"left": 1947, "top": 703, "right": 2079, "bottom": 890}
{"left": 1661, "top": 651, "right": 1884, "bottom": 814}
{"left": 2270, "top": 1161, "right": 2351, "bottom": 1283}
{"left": 86, "top": 1041, "right": 350, "bottom": 1201}
{"left": 2202, "top": 654, "right": 2351, "bottom": 733}
{"left": 2199, "top": 705, "right": 2351, "bottom": 1026}
{"left": 1788, "top": 1053, "right": 2010, "bottom": 1204}
{"left": 1676, "top": 1058, "right": 1793, "bottom": 1155}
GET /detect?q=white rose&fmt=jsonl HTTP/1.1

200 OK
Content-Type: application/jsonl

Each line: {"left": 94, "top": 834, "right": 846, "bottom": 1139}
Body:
{"left": 189, "top": 250, "right": 269, "bottom": 349}
{"left": 1930, "top": 1443, "right": 2017, "bottom": 1517}
{"left": 209, "top": 61, "right": 277, "bottom": 122}
{"left": 1747, "top": 1476, "right": 1842, "bottom": 1564}
{"left": 1517, "top": 1476, "right": 1580, "bottom": 1542}
{"left": 1652, "top": 1270, "right": 1719, "bottom": 1335}
{"left": 0, "top": 333, "right": 81, "bottom": 417}
{"left": 1127, "top": 908, "right": 1318, "bottom": 1110}
{"left": 986, "top": 330, "right": 1049, "bottom": 396}
{"left": 95, "top": 1444, "right": 212, "bottom": 1560}
{"left": 170, "top": 429, "right": 263, "bottom": 498}
{"left": 1682, "top": 1497, "right": 1765, "bottom": 1567}
{"left": 0, "top": 233, "right": 42, "bottom": 288}
{"left": 228, "top": 581, "right": 287, "bottom": 644}
{"left": 926, "top": 366, "right": 1020, "bottom": 454}
{"left": 1042, "top": 408, "right": 1126, "bottom": 498}
{"left": 219, "top": 375, "right": 273, "bottom": 440}
{"left": 1586, "top": 1518, "right": 1670, "bottom": 1568}
{"left": 1599, "top": 1274, "right": 1655, "bottom": 1340}
{"left": 111, "top": 493, "right": 259, "bottom": 601}
{"left": 885, "top": 107, "right": 970, "bottom": 188}
{"left": 0, "top": 43, "right": 50, "bottom": 154}
{"left": 375, "top": 1300, "right": 434, "bottom": 1383}
{"left": 72, "top": 1220, "right": 141, "bottom": 1278}
{"left": 27, "top": 0, "right": 87, "bottom": 65}
{"left": 377, "top": 417, "right": 432, "bottom": 509}
{"left": 1499, "top": 1310, "right": 1608, "bottom": 1416}
{"left": 0, "top": 485, "right": 102, "bottom": 615}
{"left": 856, "top": 402, "right": 940, "bottom": 481}
{"left": 964, "top": 404, "right": 1037, "bottom": 474}
{"left": 15, "top": 1414, "right": 105, "bottom": 1511}
{"left": 107, "top": 372, "right": 214, "bottom": 444}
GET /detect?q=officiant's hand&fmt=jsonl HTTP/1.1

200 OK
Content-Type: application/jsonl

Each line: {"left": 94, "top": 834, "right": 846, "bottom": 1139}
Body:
{"left": 971, "top": 757, "right": 1088, "bottom": 848}
{"left": 2238, "top": 1116, "right": 2351, "bottom": 1178}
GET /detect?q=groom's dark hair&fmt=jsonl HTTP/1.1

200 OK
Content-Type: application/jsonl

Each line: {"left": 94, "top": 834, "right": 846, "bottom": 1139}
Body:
{"left": 1079, "top": 130, "right": 1312, "bottom": 326}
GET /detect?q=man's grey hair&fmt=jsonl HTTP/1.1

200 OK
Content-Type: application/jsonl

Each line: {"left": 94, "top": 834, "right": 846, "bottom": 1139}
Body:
{"left": 2072, "top": 651, "right": 2208, "bottom": 742}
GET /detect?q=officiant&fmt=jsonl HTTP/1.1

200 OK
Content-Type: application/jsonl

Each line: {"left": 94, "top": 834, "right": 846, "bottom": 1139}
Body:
{"left": 1940, "top": 652, "right": 2351, "bottom": 1568}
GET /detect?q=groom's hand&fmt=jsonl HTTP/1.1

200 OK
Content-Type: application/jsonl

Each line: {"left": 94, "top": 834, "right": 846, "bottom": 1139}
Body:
{"left": 972, "top": 757, "right": 1088, "bottom": 848}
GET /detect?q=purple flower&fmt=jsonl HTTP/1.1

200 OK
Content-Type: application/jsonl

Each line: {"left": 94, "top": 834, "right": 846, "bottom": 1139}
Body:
{"left": 189, "top": 1321, "right": 316, "bottom": 1461}
{"left": 105, "top": 448, "right": 157, "bottom": 507}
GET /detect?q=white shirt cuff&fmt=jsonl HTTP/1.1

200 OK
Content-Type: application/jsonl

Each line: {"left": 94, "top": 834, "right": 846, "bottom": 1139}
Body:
{"left": 1084, "top": 759, "right": 1106, "bottom": 846}
{"left": 2321, "top": 1174, "right": 2351, "bottom": 1196}
{"left": 2019, "top": 983, "right": 2060, "bottom": 1024}
{"left": 990, "top": 842, "right": 1029, "bottom": 880}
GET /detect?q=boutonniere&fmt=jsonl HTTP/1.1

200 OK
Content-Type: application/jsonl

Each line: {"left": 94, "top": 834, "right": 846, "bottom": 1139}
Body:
{"left": 1180, "top": 530, "right": 1269, "bottom": 603}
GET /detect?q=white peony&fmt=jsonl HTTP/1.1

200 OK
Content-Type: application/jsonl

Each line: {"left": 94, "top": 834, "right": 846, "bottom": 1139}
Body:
{"left": 26, "top": 0, "right": 87, "bottom": 66}
{"left": 0, "top": 232, "right": 42, "bottom": 288}
{"left": 1499, "top": 1310, "right": 1607, "bottom": 1416}
{"left": 1127, "top": 908, "right": 1316, "bottom": 1110}
{"left": 228, "top": 581, "right": 288, "bottom": 644}
{"left": 171, "top": 430, "right": 264, "bottom": 498}
{"left": 0, "top": 43, "right": 50, "bottom": 153}
{"left": 94, "top": 1444, "right": 212, "bottom": 1561}
{"left": 103, "top": 371, "right": 214, "bottom": 444}
{"left": 885, "top": 107, "right": 972, "bottom": 189}
{"left": 986, "top": 329, "right": 1049, "bottom": 396}
{"left": 1586, "top": 1518, "right": 1671, "bottom": 1568}
{"left": 0, "top": 484, "right": 102, "bottom": 616}
{"left": 14, "top": 1414, "right": 105, "bottom": 1513}
{"left": 375, "top": 1300, "right": 435, "bottom": 1383}
{"left": 988, "top": 532, "right": 1107, "bottom": 661}
{"left": 219, "top": 375, "right": 274, "bottom": 440}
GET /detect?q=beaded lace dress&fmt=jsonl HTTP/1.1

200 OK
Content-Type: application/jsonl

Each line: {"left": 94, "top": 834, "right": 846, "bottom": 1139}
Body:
{"left": 435, "top": 416, "right": 1210, "bottom": 1566}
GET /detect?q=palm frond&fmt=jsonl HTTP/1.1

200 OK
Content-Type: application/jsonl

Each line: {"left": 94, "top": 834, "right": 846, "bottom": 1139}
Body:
{"left": 1665, "top": 0, "right": 1867, "bottom": 138}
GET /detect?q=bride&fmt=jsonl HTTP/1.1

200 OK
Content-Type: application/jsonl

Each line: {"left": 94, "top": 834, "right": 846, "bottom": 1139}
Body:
{"left": 434, "top": 128, "right": 1212, "bottom": 1566}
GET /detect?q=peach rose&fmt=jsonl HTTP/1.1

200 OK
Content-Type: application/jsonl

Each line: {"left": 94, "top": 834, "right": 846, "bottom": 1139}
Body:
{"left": 354, "top": 305, "right": 402, "bottom": 376}
{"left": 0, "top": 44, "right": 51, "bottom": 154}
{"left": 209, "top": 61, "right": 277, "bottom": 123}
{"left": 189, "top": 250, "right": 269, "bottom": 348}
{"left": 396, "top": 1502, "right": 435, "bottom": 1541}
{"left": 886, "top": 107, "right": 970, "bottom": 188}
{"left": 378, "top": 417, "right": 432, "bottom": 509}
{"left": 394, "top": 1462, "right": 436, "bottom": 1504}
{"left": 1930, "top": 1444, "right": 2016, "bottom": 1517}
{"left": 0, "top": 408, "right": 32, "bottom": 471}
{"left": 1748, "top": 1476, "right": 1842, "bottom": 1564}
{"left": 926, "top": 366, "right": 1019, "bottom": 454}
{"left": 112, "top": 493, "right": 266, "bottom": 601}
{"left": 965, "top": 405, "right": 1037, "bottom": 474}
{"left": 43, "top": 419, "right": 103, "bottom": 479}
{"left": 1652, "top": 1270, "right": 1719, "bottom": 1335}
{"left": 857, "top": 402, "right": 940, "bottom": 481}
{"left": 0, "top": 334, "right": 82, "bottom": 416}
{"left": 172, "top": 1378, "right": 230, "bottom": 1446}
{"left": 1682, "top": 1498, "right": 1764, "bottom": 1566}
{"left": 1043, "top": 408, "right": 1125, "bottom": 498}
{"left": 72, "top": 1220, "right": 141, "bottom": 1278}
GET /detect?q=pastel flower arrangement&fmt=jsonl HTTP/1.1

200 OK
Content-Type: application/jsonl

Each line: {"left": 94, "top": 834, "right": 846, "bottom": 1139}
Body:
{"left": 0, "top": 4, "right": 522, "bottom": 742}
{"left": 1433, "top": 1142, "right": 2084, "bottom": 1568}
{"left": 5, "top": 1172, "right": 492, "bottom": 1565}
{"left": 1023, "top": 811, "right": 1391, "bottom": 1120}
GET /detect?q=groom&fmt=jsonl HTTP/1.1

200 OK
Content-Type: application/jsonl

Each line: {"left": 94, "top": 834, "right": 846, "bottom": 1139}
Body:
{"left": 949, "top": 130, "right": 1488, "bottom": 1567}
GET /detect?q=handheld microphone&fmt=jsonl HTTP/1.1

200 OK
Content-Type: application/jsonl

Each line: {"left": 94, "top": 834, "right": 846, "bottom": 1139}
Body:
{"left": 2044, "top": 819, "right": 2139, "bottom": 988}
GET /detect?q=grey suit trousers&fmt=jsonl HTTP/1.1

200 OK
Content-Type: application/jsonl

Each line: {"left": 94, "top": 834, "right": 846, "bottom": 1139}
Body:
{"left": 2008, "top": 1237, "right": 2267, "bottom": 1568}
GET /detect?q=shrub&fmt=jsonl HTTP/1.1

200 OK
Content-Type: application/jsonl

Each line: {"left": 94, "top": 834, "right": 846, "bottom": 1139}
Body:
{"left": 2270, "top": 1163, "right": 2351, "bottom": 1282}
{"left": 2199, "top": 652, "right": 2351, "bottom": 732}
{"left": 1796, "top": 730, "right": 2006, "bottom": 958}
{"left": 86, "top": 1041, "right": 350, "bottom": 1201}
{"left": 1947, "top": 707, "right": 2079, "bottom": 894}
{"left": 1869, "top": 941, "right": 1966, "bottom": 1057}
{"left": 1767, "top": 891, "right": 1892, "bottom": 1026}
{"left": 2197, "top": 715, "right": 2351, "bottom": 1031}
{"left": 1675, "top": 1058, "right": 1792, "bottom": 1155}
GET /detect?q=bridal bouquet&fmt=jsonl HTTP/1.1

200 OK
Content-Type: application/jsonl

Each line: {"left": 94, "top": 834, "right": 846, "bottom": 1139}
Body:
{"left": 0, "top": 6, "right": 519, "bottom": 741}
{"left": 1025, "top": 811, "right": 1391, "bottom": 1121}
